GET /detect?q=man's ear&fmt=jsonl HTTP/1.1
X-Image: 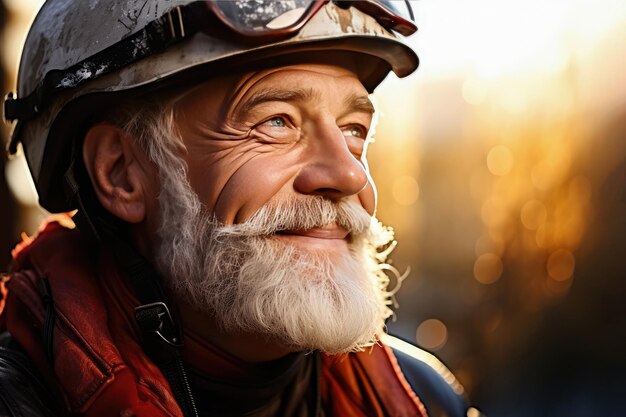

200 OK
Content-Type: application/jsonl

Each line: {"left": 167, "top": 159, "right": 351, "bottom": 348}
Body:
{"left": 82, "top": 124, "right": 155, "bottom": 223}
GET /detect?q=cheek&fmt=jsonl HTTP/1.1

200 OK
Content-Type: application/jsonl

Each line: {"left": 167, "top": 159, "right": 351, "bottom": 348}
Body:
{"left": 183, "top": 139, "right": 271, "bottom": 211}
{"left": 205, "top": 151, "right": 302, "bottom": 224}
{"left": 185, "top": 152, "right": 231, "bottom": 208}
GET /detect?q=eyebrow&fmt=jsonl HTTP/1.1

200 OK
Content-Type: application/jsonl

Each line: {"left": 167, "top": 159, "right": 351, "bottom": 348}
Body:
{"left": 235, "top": 88, "right": 375, "bottom": 117}
{"left": 344, "top": 94, "right": 376, "bottom": 115}
{"left": 236, "top": 88, "right": 318, "bottom": 117}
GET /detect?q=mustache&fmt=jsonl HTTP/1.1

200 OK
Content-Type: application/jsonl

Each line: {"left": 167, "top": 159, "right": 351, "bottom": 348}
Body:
{"left": 213, "top": 196, "right": 373, "bottom": 238}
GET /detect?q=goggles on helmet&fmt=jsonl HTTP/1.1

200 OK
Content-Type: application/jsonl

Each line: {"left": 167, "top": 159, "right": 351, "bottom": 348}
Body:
{"left": 4, "top": 0, "right": 415, "bottom": 135}
{"left": 201, "top": 0, "right": 415, "bottom": 40}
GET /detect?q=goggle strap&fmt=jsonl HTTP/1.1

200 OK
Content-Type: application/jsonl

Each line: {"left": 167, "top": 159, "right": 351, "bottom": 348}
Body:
{"left": 4, "top": 6, "right": 192, "bottom": 123}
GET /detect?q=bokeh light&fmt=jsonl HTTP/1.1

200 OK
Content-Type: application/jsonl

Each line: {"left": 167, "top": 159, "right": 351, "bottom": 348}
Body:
{"left": 547, "top": 249, "right": 576, "bottom": 282}
{"left": 487, "top": 145, "right": 514, "bottom": 177}
{"left": 473, "top": 253, "right": 503, "bottom": 284}
{"left": 462, "top": 77, "right": 488, "bottom": 106}
{"left": 416, "top": 318, "right": 448, "bottom": 351}
{"left": 520, "top": 200, "right": 548, "bottom": 230}
{"left": 391, "top": 175, "right": 420, "bottom": 206}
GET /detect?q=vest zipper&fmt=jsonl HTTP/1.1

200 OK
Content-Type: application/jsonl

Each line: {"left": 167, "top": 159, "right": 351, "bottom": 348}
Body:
{"left": 175, "top": 353, "right": 198, "bottom": 417}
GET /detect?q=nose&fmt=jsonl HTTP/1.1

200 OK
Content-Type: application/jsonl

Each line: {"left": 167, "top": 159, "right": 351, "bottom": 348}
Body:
{"left": 293, "top": 122, "right": 369, "bottom": 199}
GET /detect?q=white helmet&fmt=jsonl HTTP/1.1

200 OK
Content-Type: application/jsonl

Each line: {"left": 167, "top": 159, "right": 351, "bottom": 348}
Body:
{"left": 4, "top": 0, "right": 418, "bottom": 212}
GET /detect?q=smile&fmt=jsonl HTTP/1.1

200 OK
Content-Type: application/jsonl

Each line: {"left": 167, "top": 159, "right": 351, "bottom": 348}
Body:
{"left": 273, "top": 223, "right": 350, "bottom": 249}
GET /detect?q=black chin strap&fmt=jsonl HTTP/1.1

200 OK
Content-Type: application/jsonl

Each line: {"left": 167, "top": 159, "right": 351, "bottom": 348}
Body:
{"left": 110, "top": 237, "right": 198, "bottom": 417}
{"left": 67, "top": 148, "right": 198, "bottom": 417}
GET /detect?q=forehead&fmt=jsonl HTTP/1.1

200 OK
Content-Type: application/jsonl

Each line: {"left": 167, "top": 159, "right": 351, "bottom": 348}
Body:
{"left": 176, "top": 63, "right": 368, "bottom": 111}
{"left": 241, "top": 62, "right": 362, "bottom": 83}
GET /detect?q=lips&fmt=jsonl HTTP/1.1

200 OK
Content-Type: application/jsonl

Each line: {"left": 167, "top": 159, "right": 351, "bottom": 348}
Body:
{"left": 278, "top": 223, "right": 349, "bottom": 240}
{"left": 274, "top": 222, "right": 350, "bottom": 247}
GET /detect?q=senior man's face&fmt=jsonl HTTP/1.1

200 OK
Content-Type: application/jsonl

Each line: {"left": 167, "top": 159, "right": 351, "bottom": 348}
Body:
{"left": 155, "top": 63, "right": 395, "bottom": 353}
{"left": 176, "top": 63, "right": 377, "bottom": 227}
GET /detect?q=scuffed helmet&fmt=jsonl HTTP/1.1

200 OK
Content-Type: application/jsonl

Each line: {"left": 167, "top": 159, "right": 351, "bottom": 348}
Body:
{"left": 4, "top": 0, "right": 418, "bottom": 213}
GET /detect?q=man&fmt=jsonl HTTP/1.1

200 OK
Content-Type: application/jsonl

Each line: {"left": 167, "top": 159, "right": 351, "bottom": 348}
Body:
{"left": 1, "top": 1, "right": 480, "bottom": 416}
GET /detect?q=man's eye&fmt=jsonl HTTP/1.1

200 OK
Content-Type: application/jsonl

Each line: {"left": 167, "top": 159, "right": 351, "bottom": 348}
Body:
{"left": 342, "top": 125, "right": 367, "bottom": 139}
{"left": 267, "top": 116, "right": 287, "bottom": 128}
{"left": 253, "top": 115, "right": 299, "bottom": 143}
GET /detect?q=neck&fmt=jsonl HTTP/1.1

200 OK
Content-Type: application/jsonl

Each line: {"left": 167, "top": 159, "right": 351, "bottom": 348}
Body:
{"left": 177, "top": 299, "right": 294, "bottom": 363}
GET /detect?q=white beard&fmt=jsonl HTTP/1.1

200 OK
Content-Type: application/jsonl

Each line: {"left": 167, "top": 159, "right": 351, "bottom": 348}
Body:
{"left": 155, "top": 164, "right": 396, "bottom": 354}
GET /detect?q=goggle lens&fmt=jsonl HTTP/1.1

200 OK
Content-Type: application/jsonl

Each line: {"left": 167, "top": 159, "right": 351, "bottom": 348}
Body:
{"left": 213, "top": 0, "right": 416, "bottom": 34}
{"left": 377, "top": 0, "right": 414, "bottom": 22}
{"left": 215, "top": 0, "right": 314, "bottom": 31}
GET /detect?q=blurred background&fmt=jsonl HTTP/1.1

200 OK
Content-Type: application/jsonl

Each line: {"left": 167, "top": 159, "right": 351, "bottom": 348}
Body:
{"left": 1, "top": 1, "right": 625, "bottom": 416}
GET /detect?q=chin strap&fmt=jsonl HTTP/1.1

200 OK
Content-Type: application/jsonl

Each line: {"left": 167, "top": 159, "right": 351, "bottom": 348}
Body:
{"left": 106, "top": 231, "right": 199, "bottom": 417}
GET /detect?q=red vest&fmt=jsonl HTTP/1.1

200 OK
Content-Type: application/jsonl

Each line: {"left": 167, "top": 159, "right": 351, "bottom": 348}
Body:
{"left": 0, "top": 221, "right": 426, "bottom": 417}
